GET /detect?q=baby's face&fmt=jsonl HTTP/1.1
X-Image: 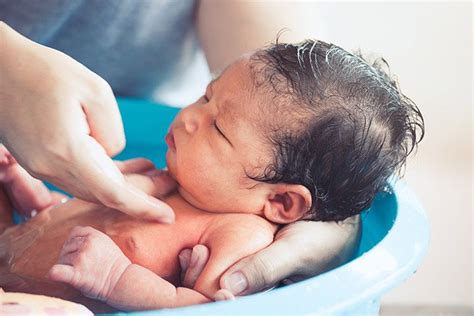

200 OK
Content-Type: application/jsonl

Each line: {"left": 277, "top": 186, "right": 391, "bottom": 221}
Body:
{"left": 166, "top": 58, "right": 273, "bottom": 215}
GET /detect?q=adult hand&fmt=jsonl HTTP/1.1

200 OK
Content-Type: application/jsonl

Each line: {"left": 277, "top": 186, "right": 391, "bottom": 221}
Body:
{"left": 0, "top": 152, "right": 175, "bottom": 223}
{"left": 0, "top": 144, "right": 56, "bottom": 218}
{"left": 179, "top": 216, "right": 360, "bottom": 295}
{"left": 0, "top": 22, "right": 174, "bottom": 223}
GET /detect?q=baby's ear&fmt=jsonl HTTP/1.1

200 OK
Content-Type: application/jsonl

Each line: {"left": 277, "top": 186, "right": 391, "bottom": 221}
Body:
{"left": 263, "top": 184, "right": 312, "bottom": 224}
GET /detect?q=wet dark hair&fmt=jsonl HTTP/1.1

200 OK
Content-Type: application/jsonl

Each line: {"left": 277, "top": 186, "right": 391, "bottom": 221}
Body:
{"left": 249, "top": 39, "right": 424, "bottom": 221}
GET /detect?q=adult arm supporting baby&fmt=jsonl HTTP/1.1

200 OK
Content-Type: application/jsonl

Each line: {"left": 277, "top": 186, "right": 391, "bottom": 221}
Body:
{"left": 181, "top": 216, "right": 361, "bottom": 295}
{"left": 226, "top": 217, "right": 362, "bottom": 289}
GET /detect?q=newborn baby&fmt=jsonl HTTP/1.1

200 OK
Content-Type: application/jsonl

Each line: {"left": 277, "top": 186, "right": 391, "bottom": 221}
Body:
{"left": 0, "top": 40, "right": 423, "bottom": 312}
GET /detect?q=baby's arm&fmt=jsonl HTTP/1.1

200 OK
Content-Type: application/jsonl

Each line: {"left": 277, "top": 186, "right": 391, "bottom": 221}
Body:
{"left": 110, "top": 216, "right": 276, "bottom": 308}
{"left": 48, "top": 226, "right": 210, "bottom": 311}
{"left": 106, "top": 263, "right": 210, "bottom": 310}
{"left": 193, "top": 215, "right": 276, "bottom": 297}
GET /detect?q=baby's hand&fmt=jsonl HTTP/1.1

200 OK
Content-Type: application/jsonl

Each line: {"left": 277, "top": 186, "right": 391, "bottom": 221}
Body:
{"left": 48, "top": 226, "right": 131, "bottom": 301}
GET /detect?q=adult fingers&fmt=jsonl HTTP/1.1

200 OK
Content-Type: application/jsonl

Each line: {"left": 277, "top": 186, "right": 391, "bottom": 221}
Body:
{"left": 0, "top": 185, "right": 13, "bottom": 230}
{"left": 50, "top": 191, "right": 69, "bottom": 206}
{"left": 0, "top": 144, "right": 13, "bottom": 164}
{"left": 275, "top": 218, "right": 361, "bottom": 278}
{"left": 0, "top": 146, "right": 13, "bottom": 225}
{"left": 214, "top": 289, "right": 235, "bottom": 301}
{"left": 0, "top": 159, "right": 52, "bottom": 217}
{"left": 147, "top": 169, "right": 178, "bottom": 196}
{"left": 81, "top": 78, "right": 125, "bottom": 156}
{"left": 220, "top": 239, "right": 293, "bottom": 296}
{"left": 182, "top": 245, "right": 209, "bottom": 288}
{"left": 54, "top": 136, "right": 175, "bottom": 223}
{"left": 220, "top": 218, "right": 361, "bottom": 296}
{"left": 114, "top": 158, "right": 155, "bottom": 174}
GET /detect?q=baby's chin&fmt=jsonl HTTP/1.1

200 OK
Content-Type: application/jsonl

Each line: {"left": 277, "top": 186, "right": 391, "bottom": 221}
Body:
{"left": 171, "top": 181, "right": 223, "bottom": 214}
{"left": 176, "top": 186, "right": 210, "bottom": 212}
{"left": 164, "top": 161, "right": 201, "bottom": 209}
{"left": 164, "top": 162, "right": 175, "bottom": 180}
{"left": 165, "top": 151, "right": 178, "bottom": 180}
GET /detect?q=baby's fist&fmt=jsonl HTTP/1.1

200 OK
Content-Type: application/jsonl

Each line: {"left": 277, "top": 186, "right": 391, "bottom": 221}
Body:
{"left": 48, "top": 226, "right": 131, "bottom": 301}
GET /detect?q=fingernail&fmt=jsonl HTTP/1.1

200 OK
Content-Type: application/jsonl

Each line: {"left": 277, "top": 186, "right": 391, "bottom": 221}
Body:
{"left": 214, "top": 290, "right": 235, "bottom": 301}
{"left": 148, "top": 213, "right": 174, "bottom": 224}
{"left": 147, "top": 198, "right": 175, "bottom": 224}
{"left": 189, "top": 249, "right": 199, "bottom": 268}
{"left": 158, "top": 213, "right": 175, "bottom": 224}
{"left": 214, "top": 292, "right": 226, "bottom": 301}
{"left": 148, "top": 206, "right": 174, "bottom": 224}
{"left": 224, "top": 272, "right": 248, "bottom": 295}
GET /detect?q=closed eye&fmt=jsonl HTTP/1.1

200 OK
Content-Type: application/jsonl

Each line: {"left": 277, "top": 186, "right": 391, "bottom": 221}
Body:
{"left": 214, "top": 121, "right": 233, "bottom": 147}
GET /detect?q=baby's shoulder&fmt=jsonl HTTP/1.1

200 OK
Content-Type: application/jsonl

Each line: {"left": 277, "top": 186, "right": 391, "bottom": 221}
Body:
{"left": 202, "top": 213, "right": 277, "bottom": 248}
{"left": 215, "top": 213, "right": 275, "bottom": 231}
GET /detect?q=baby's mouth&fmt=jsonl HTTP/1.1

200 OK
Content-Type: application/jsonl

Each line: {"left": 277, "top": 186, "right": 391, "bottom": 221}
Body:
{"left": 165, "top": 128, "right": 176, "bottom": 151}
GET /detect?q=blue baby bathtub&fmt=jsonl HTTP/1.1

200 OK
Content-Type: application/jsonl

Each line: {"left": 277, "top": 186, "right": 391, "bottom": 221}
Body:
{"left": 111, "top": 98, "right": 430, "bottom": 315}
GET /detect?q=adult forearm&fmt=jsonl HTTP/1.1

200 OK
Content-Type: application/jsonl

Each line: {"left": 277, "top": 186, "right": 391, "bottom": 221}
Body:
{"left": 196, "top": 0, "right": 324, "bottom": 73}
{"left": 0, "top": 21, "right": 22, "bottom": 139}
{"left": 0, "top": 21, "right": 9, "bottom": 62}
{"left": 107, "top": 264, "right": 210, "bottom": 311}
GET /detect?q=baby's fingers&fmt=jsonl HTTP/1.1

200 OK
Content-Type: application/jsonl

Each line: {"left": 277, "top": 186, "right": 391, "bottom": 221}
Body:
{"left": 47, "top": 264, "right": 76, "bottom": 284}
{"left": 59, "top": 236, "right": 85, "bottom": 257}
{"left": 57, "top": 250, "right": 83, "bottom": 266}
{"left": 182, "top": 245, "right": 209, "bottom": 288}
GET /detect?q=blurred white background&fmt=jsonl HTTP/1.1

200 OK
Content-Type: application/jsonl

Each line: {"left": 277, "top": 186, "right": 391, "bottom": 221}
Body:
{"left": 301, "top": 1, "right": 473, "bottom": 310}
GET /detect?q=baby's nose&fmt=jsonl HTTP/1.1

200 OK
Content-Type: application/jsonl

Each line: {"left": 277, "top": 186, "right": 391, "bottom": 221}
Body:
{"left": 184, "top": 120, "right": 198, "bottom": 134}
{"left": 180, "top": 108, "right": 200, "bottom": 134}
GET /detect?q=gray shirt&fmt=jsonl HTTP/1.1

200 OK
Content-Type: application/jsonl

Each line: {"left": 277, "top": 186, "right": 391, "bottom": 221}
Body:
{"left": 0, "top": 0, "right": 210, "bottom": 106}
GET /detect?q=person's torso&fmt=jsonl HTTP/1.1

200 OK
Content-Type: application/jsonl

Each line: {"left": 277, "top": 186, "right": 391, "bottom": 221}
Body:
{"left": 0, "top": 0, "right": 210, "bottom": 105}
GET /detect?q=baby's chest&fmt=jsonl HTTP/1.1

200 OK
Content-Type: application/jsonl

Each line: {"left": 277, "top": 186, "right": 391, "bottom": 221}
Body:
{"left": 104, "top": 220, "right": 202, "bottom": 284}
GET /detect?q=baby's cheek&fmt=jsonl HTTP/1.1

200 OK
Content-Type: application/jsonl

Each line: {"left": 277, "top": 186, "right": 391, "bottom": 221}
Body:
{"left": 176, "top": 143, "right": 243, "bottom": 207}
{"left": 176, "top": 156, "right": 210, "bottom": 188}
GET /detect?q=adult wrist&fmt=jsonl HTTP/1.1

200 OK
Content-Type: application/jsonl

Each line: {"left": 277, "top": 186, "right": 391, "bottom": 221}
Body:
{"left": 0, "top": 22, "right": 38, "bottom": 142}
{"left": 0, "top": 21, "right": 16, "bottom": 68}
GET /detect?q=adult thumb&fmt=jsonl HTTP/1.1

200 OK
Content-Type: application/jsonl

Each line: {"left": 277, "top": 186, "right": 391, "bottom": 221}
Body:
{"left": 220, "top": 239, "right": 293, "bottom": 296}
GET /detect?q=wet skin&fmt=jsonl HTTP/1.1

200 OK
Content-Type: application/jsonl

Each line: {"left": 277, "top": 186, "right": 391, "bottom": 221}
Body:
{"left": 0, "top": 172, "right": 276, "bottom": 312}
{"left": 0, "top": 58, "right": 308, "bottom": 311}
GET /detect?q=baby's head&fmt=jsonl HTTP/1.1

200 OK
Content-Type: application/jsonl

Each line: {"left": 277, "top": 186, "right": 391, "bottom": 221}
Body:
{"left": 166, "top": 39, "right": 424, "bottom": 223}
